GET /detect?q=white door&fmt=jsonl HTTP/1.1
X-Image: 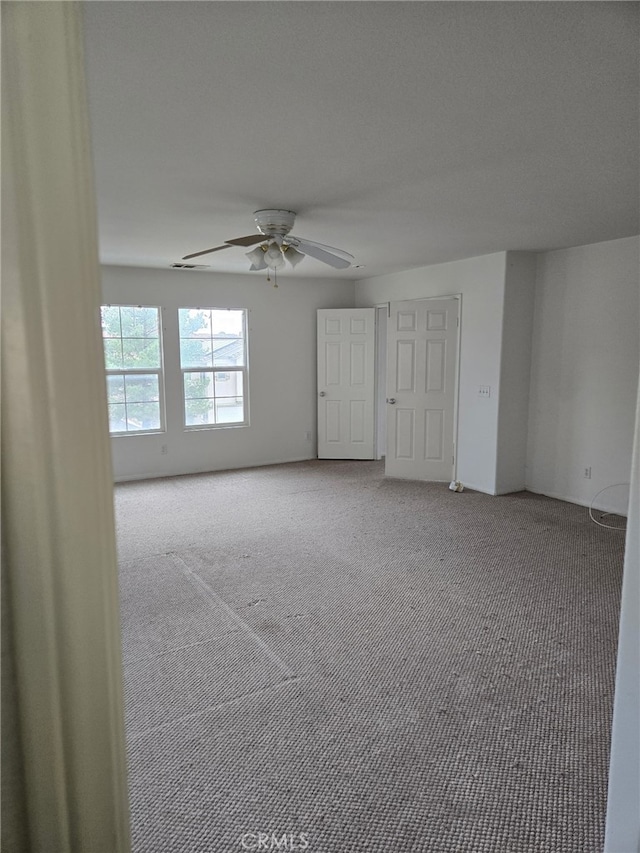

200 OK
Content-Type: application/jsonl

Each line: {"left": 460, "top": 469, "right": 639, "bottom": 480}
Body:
{"left": 385, "top": 298, "right": 459, "bottom": 481}
{"left": 317, "top": 308, "right": 376, "bottom": 459}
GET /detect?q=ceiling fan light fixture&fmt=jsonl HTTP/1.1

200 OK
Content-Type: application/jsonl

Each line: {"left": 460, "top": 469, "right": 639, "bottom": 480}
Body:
{"left": 264, "top": 241, "right": 285, "bottom": 270}
{"left": 283, "top": 246, "right": 305, "bottom": 268}
{"left": 246, "top": 246, "right": 267, "bottom": 270}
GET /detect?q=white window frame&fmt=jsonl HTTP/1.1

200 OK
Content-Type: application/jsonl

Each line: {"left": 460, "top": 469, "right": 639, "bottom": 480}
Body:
{"left": 178, "top": 307, "right": 249, "bottom": 431}
{"left": 101, "top": 304, "right": 166, "bottom": 436}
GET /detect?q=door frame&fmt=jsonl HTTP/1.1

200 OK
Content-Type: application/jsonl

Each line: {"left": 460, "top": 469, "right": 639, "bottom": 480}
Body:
{"left": 379, "top": 295, "right": 462, "bottom": 482}
{"left": 450, "top": 294, "right": 463, "bottom": 483}
{"left": 375, "top": 305, "right": 387, "bottom": 460}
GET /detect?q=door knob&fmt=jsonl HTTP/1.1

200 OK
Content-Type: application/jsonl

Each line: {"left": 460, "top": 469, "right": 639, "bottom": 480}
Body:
{"left": 386, "top": 398, "right": 396, "bottom": 404}
{"left": 319, "top": 391, "right": 326, "bottom": 397}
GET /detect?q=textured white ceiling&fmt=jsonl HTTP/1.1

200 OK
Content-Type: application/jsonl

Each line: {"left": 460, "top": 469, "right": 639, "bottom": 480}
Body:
{"left": 83, "top": 1, "right": 639, "bottom": 279}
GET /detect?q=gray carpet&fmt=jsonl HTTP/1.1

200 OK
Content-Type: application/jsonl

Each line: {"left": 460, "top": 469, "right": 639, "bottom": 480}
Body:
{"left": 115, "top": 460, "right": 625, "bottom": 853}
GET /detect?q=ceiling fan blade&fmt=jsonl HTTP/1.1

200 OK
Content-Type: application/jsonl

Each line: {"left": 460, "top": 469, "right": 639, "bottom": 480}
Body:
{"left": 288, "top": 234, "right": 354, "bottom": 262}
{"left": 225, "top": 234, "right": 268, "bottom": 247}
{"left": 182, "top": 244, "right": 232, "bottom": 260}
{"left": 289, "top": 239, "right": 352, "bottom": 269}
{"left": 182, "top": 233, "right": 266, "bottom": 260}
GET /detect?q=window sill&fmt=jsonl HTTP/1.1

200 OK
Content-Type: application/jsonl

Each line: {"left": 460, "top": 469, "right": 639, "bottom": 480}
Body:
{"left": 110, "top": 429, "right": 166, "bottom": 438}
{"left": 183, "top": 423, "right": 249, "bottom": 432}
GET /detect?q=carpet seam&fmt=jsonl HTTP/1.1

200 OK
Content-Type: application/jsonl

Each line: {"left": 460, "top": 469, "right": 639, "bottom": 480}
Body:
{"left": 168, "top": 550, "right": 296, "bottom": 680}
{"left": 127, "top": 674, "right": 300, "bottom": 741}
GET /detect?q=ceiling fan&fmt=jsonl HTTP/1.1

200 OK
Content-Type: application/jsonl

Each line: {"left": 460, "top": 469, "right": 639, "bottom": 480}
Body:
{"left": 182, "top": 209, "right": 354, "bottom": 271}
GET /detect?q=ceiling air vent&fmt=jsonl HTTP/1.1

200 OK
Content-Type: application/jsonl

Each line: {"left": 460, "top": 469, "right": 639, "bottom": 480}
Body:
{"left": 170, "top": 262, "right": 210, "bottom": 270}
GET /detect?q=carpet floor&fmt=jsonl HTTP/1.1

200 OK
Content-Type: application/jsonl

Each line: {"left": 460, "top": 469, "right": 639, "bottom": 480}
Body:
{"left": 115, "top": 460, "right": 625, "bottom": 853}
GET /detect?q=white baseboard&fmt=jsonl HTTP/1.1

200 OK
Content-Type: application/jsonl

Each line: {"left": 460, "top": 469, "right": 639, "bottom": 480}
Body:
{"left": 524, "top": 486, "right": 629, "bottom": 518}
{"left": 113, "top": 455, "right": 316, "bottom": 484}
{"left": 457, "top": 481, "right": 496, "bottom": 496}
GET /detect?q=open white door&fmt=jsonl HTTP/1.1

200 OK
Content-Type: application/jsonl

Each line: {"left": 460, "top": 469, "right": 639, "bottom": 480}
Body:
{"left": 317, "top": 308, "right": 376, "bottom": 459}
{"left": 385, "top": 298, "right": 459, "bottom": 481}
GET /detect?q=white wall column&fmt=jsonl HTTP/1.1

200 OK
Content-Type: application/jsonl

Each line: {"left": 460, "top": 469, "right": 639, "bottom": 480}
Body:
{"left": 495, "top": 251, "right": 536, "bottom": 494}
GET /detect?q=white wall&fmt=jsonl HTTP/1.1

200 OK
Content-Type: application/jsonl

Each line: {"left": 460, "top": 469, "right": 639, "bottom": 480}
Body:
{"left": 496, "top": 252, "right": 537, "bottom": 494}
{"left": 605, "top": 376, "right": 640, "bottom": 852}
{"left": 105, "top": 236, "right": 638, "bottom": 494}
{"left": 526, "top": 236, "right": 639, "bottom": 514}
{"left": 356, "top": 252, "right": 507, "bottom": 494}
{"left": 101, "top": 265, "right": 355, "bottom": 481}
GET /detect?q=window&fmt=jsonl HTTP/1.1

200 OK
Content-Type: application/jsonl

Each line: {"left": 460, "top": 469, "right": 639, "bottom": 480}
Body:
{"left": 178, "top": 308, "right": 247, "bottom": 428}
{"left": 101, "top": 305, "right": 164, "bottom": 434}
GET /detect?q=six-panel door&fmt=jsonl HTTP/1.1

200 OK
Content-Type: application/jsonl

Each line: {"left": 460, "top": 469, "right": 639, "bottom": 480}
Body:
{"left": 385, "top": 298, "right": 459, "bottom": 481}
{"left": 317, "top": 308, "right": 376, "bottom": 459}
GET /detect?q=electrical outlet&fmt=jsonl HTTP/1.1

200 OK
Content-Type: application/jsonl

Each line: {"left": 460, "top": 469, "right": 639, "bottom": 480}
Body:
{"left": 584, "top": 466, "right": 591, "bottom": 479}
{"left": 161, "top": 444, "right": 168, "bottom": 455}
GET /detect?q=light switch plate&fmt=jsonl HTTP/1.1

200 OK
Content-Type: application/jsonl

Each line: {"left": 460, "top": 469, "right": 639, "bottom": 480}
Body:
{"left": 478, "top": 385, "right": 491, "bottom": 398}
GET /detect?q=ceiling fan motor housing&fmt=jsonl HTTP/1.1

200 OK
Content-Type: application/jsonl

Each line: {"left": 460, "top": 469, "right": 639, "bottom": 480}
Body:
{"left": 254, "top": 209, "right": 296, "bottom": 237}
